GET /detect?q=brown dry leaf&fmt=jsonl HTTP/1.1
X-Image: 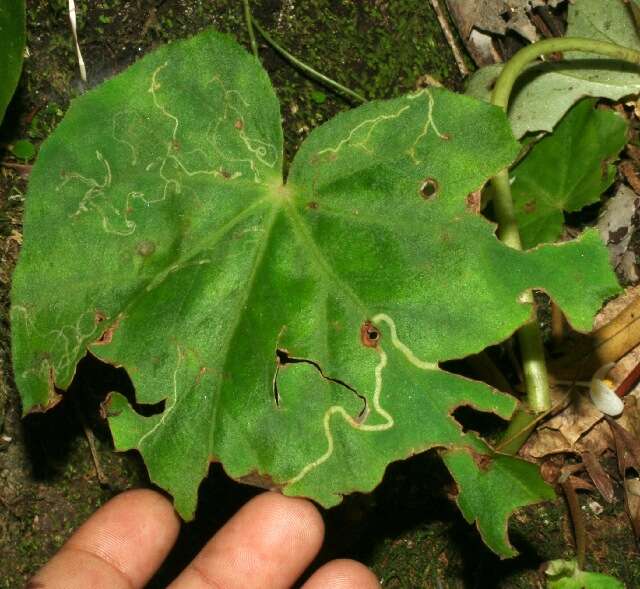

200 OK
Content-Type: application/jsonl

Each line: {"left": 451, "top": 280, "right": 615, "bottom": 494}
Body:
{"left": 522, "top": 386, "right": 640, "bottom": 460}
{"left": 606, "top": 416, "right": 640, "bottom": 473}
{"left": 624, "top": 478, "right": 640, "bottom": 538}
{"left": 549, "top": 287, "right": 640, "bottom": 381}
{"left": 606, "top": 417, "right": 640, "bottom": 538}
{"left": 597, "top": 185, "right": 640, "bottom": 284}
{"left": 445, "top": 0, "right": 563, "bottom": 65}
{"left": 581, "top": 450, "right": 616, "bottom": 503}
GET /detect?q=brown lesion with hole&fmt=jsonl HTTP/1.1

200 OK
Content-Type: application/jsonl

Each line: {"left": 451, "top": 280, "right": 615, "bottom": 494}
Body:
{"left": 419, "top": 177, "right": 439, "bottom": 201}
{"left": 360, "top": 321, "right": 381, "bottom": 348}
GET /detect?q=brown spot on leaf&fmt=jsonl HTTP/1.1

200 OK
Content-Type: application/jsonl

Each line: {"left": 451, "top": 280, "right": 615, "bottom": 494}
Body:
{"left": 219, "top": 168, "right": 231, "bottom": 179}
{"left": 236, "top": 471, "right": 283, "bottom": 491}
{"left": 470, "top": 450, "right": 492, "bottom": 471}
{"left": 95, "top": 310, "right": 107, "bottom": 324}
{"left": 441, "top": 133, "right": 451, "bottom": 140}
{"left": 171, "top": 139, "right": 180, "bottom": 152}
{"left": 94, "top": 314, "right": 123, "bottom": 346}
{"left": 360, "top": 321, "right": 381, "bottom": 348}
{"left": 523, "top": 200, "right": 536, "bottom": 213}
{"left": 465, "top": 190, "right": 481, "bottom": 213}
{"left": 419, "top": 177, "right": 438, "bottom": 201}
{"left": 234, "top": 119, "right": 244, "bottom": 130}
{"left": 307, "top": 201, "right": 319, "bottom": 210}
{"left": 25, "top": 580, "right": 46, "bottom": 589}
{"left": 136, "top": 240, "right": 156, "bottom": 257}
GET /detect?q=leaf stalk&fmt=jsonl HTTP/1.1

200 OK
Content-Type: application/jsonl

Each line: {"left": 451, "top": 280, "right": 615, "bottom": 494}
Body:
{"left": 250, "top": 18, "right": 366, "bottom": 103}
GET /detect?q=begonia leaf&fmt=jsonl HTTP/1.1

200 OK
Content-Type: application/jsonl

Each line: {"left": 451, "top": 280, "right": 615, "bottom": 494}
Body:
{"left": 11, "top": 31, "right": 620, "bottom": 553}
{"left": 0, "top": 0, "right": 25, "bottom": 122}
{"left": 512, "top": 98, "right": 627, "bottom": 248}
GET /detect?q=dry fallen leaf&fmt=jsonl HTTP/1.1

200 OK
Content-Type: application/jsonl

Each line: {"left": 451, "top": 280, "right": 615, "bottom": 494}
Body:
{"left": 597, "top": 185, "right": 640, "bottom": 284}
{"left": 445, "top": 0, "right": 564, "bottom": 65}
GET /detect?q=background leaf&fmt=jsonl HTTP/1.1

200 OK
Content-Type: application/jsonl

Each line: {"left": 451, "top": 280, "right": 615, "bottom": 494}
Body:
{"left": 546, "top": 559, "right": 625, "bottom": 588}
{"left": 443, "top": 448, "right": 556, "bottom": 557}
{"left": 466, "top": 0, "right": 640, "bottom": 138}
{"left": 11, "top": 30, "right": 620, "bottom": 551}
{"left": 512, "top": 98, "right": 627, "bottom": 248}
{"left": 0, "top": 0, "right": 26, "bottom": 123}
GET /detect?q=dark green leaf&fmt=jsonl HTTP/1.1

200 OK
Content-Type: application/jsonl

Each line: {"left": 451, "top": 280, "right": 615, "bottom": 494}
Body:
{"left": 512, "top": 99, "right": 627, "bottom": 249}
{"left": 0, "top": 0, "right": 26, "bottom": 122}
{"left": 443, "top": 448, "right": 555, "bottom": 557}
{"left": 10, "top": 138, "right": 36, "bottom": 160}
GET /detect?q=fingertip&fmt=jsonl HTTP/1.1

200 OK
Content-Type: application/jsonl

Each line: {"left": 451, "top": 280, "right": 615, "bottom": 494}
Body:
{"left": 303, "top": 559, "right": 381, "bottom": 589}
{"left": 247, "top": 491, "right": 325, "bottom": 545}
{"left": 170, "top": 491, "right": 325, "bottom": 589}
{"left": 31, "top": 488, "right": 180, "bottom": 589}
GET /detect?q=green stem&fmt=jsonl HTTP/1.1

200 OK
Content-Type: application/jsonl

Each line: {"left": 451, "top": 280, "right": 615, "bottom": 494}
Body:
{"left": 495, "top": 407, "right": 537, "bottom": 455}
{"left": 490, "top": 37, "right": 640, "bottom": 418}
{"left": 251, "top": 18, "right": 366, "bottom": 103}
{"left": 242, "top": 0, "right": 259, "bottom": 58}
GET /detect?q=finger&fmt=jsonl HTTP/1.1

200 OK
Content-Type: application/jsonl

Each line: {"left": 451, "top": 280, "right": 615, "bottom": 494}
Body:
{"left": 169, "top": 491, "right": 324, "bottom": 589}
{"left": 302, "top": 559, "right": 381, "bottom": 589}
{"left": 27, "top": 488, "right": 180, "bottom": 589}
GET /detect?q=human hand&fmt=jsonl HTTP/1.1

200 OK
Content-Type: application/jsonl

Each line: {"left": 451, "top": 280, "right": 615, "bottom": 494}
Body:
{"left": 27, "top": 489, "right": 380, "bottom": 588}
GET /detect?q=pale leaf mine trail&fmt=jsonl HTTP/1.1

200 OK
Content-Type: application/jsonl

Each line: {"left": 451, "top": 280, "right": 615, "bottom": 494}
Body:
{"left": 286, "top": 314, "right": 437, "bottom": 486}
{"left": 57, "top": 60, "right": 278, "bottom": 236}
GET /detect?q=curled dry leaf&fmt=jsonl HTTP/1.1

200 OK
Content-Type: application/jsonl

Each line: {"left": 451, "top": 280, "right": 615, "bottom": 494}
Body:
{"left": 445, "top": 0, "right": 564, "bottom": 65}
{"left": 581, "top": 450, "right": 615, "bottom": 503}
{"left": 606, "top": 417, "right": 640, "bottom": 539}
{"left": 624, "top": 477, "right": 640, "bottom": 538}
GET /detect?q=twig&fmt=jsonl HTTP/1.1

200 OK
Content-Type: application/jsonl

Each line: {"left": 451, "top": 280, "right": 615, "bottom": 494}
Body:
{"left": 242, "top": 0, "right": 259, "bottom": 58}
{"left": 68, "top": 0, "right": 87, "bottom": 82}
{"left": 0, "top": 161, "right": 32, "bottom": 175}
{"left": 560, "top": 475, "right": 587, "bottom": 570}
{"left": 616, "top": 361, "right": 640, "bottom": 398}
{"left": 428, "top": 0, "right": 469, "bottom": 76}
{"left": 73, "top": 399, "right": 108, "bottom": 486}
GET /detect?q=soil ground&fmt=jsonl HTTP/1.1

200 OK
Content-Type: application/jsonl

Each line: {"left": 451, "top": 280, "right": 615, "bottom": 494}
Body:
{"left": 1, "top": 1, "right": 639, "bottom": 587}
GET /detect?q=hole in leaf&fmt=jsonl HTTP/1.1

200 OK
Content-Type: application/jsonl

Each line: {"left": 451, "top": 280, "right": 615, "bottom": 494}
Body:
{"left": 360, "top": 321, "right": 380, "bottom": 348}
{"left": 419, "top": 178, "right": 439, "bottom": 201}
{"left": 451, "top": 405, "right": 509, "bottom": 440}
{"left": 273, "top": 349, "right": 367, "bottom": 418}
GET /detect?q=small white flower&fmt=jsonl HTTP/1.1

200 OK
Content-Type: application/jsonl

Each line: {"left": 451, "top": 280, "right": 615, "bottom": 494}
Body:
{"left": 589, "top": 363, "right": 624, "bottom": 416}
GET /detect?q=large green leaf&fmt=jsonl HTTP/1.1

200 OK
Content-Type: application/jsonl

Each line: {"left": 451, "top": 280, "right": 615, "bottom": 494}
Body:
{"left": 466, "top": 0, "right": 640, "bottom": 138}
{"left": 512, "top": 98, "right": 627, "bottom": 248}
{"left": 0, "top": 0, "right": 25, "bottom": 122}
{"left": 11, "top": 31, "right": 619, "bottom": 547}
